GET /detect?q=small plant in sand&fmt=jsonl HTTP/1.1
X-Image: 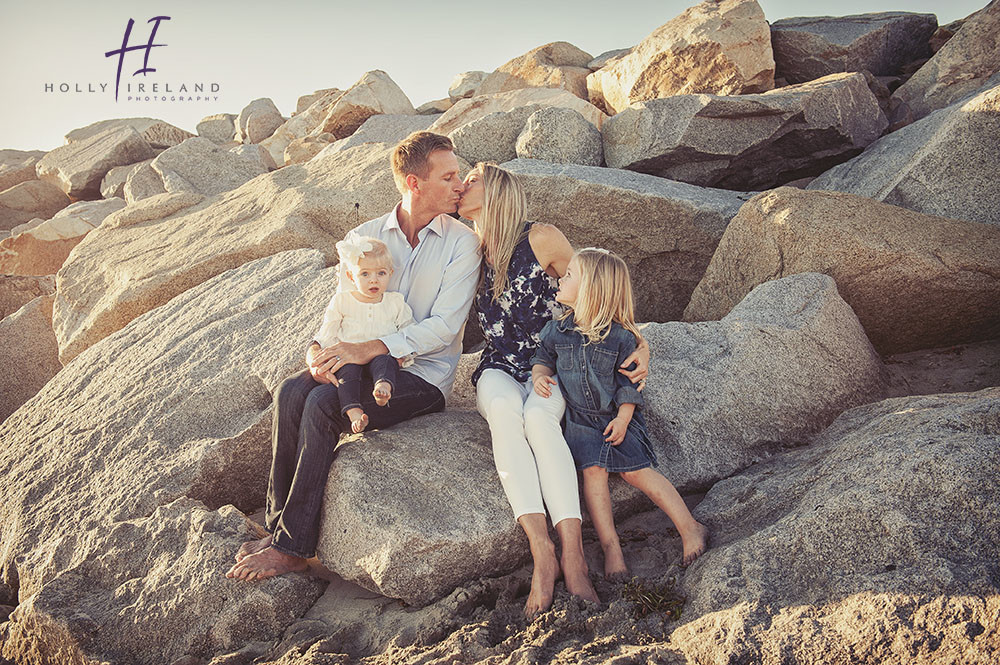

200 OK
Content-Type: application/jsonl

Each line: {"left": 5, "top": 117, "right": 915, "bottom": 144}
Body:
{"left": 622, "top": 577, "right": 686, "bottom": 621}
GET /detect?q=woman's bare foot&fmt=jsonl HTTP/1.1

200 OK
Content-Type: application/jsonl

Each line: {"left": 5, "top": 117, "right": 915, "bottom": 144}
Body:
{"left": 524, "top": 541, "right": 560, "bottom": 619}
{"left": 560, "top": 548, "right": 599, "bottom": 603}
{"left": 234, "top": 534, "right": 271, "bottom": 562}
{"left": 225, "top": 546, "right": 308, "bottom": 580}
{"left": 373, "top": 380, "right": 392, "bottom": 407}
{"left": 680, "top": 521, "right": 709, "bottom": 566}
{"left": 346, "top": 408, "right": 368, "bottom": 434}
{"left": 602, "top": 542, "right": 629, "bottom": 580}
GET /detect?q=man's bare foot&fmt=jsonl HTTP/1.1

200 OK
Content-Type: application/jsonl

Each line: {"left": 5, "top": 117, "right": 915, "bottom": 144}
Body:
{"left": 560, "top": 549, "right": 599, "bottom": 603}
{"left": 373, "top": 380, "right": 392, "bottom": 407}
{"left": 346, "top": 408, "right": 368, "bottom": 434}
{"left": 603, "top": 543, "right": 629, "bottom": 580}
{"left": 234, "top": 534, "right": 271, "bottom": 562}
{"left": 525, "top": 541, "right": 559, "bottom": 619}
{"left": 680, "top": 521, "right": 709, "bottom": 566}
{"left": 225, "top": 546, "right": 308, "bottom": 581}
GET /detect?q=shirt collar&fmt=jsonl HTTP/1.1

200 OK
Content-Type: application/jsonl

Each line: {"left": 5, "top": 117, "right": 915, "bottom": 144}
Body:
{"left": 382, "top": 202, "right": 446, "bottom": 237}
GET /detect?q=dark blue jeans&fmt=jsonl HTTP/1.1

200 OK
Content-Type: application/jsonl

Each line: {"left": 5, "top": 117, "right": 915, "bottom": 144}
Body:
{"left": 265, "top": 367, "right": 445, "bottom": 558}
{"left": 334, "top": 353, "right": 398, "bottom": 415}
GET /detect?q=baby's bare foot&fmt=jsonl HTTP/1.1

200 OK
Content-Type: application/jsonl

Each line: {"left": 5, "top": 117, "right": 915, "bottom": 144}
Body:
{"left": 373, "top": 380, "right": 392, "bottom": 407}
{"left": 681, "top": 521, "right": 710, "bottom": 566}
{"left": 347, "top": 408, "right": 368, "bottom": 434}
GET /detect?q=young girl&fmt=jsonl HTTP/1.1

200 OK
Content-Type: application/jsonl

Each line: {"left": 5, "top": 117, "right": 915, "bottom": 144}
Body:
{"left": 315, "top": 232, "right": 415, "bottom": 433}
{"left": 530, "top": 248, "right": 709, "bottom": 575}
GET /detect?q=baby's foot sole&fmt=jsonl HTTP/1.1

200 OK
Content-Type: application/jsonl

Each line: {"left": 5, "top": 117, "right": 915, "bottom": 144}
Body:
{"left": 350, "top": 412, "right": 369, "bottom": 434}
{"left": 373, "top": 381, "right": 392, "bottom": 407}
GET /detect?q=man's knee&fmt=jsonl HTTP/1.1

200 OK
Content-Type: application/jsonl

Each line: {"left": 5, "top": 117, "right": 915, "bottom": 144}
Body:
{"left": 275, "top": 371, "right": 312, "bottom": 406}
{"left": 303, "top": 385, "right": 342, "bottom": 423}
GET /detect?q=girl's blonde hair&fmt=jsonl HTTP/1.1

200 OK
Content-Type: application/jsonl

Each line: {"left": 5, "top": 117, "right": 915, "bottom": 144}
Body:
{"left": 470, "top": 162, "right": 528, "bottom": 302}
{"left": 562, "top": 248, "right": 641, "bottom": 345}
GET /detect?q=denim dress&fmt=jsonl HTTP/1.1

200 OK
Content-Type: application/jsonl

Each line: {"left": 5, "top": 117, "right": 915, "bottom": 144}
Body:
{"left": 531, "top": 316, "right": 657, "bottom": 472}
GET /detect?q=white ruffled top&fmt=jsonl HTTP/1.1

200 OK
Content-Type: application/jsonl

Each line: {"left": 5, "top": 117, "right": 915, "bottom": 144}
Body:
{"left": 315, "top": 291, "right": 416, "bottom": 352}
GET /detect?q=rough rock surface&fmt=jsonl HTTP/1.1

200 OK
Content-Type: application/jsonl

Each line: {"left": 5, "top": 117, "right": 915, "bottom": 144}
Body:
{"left": 295, "top": 88, "right": 342, "bottom": 115}
{"left": 323, "top": 114, "right": 436, "bottom": 155}
{"left": 890, "top": 0, "right": 1000, "bottom": 124}
{"left": 51, "top": 143, "right": 406, "bottom": 363}
{"left": 587, "top": 0, "right": 774, "bottom": 114}
{"left": 0, "top": 180, "right": 70, "bottom": 231}
{"left": 1, "top": 498, "right": 325, "bottom": 665}
{"left": 64, "top": 117, "right": 194, "bottom": 149}
{"left": 808, "top": 81, "right": 1000, "bottom": 227}
{"left": 0, "top": 149, "right": 46, "bottom": 193}
{"left": 0, "top": 198, "right": 126, "bottom": 275}
{"left": 260, "top": 88, "right": 346, "bottom": 166}
{"left": 641, "top": 272, "right": 884, "bottom": 492}
{"left": 477, "top": 42, "right": 593, "bottom": 100}
{"left": 0, "top": 274, "right": 54, "bottom": 319}
{"left": 0, "top": 295, "right": 61, "bottom": 422}
{"left": 197, "top": 113, "right": 238, "bottom": 144}
{"left": 588, "top": 47, "right": 632, "bottom": 70}
{"left": 502, "top": 159, "right": 749, "bottom": 322}
{"left": 309, "top": 70, "right": 416, "bottom": 140}
{"left": 673, "top": 388, "right": 1000, "bottom": 665}
{"left": 123, "top": 160, "right": 167, "bottom": 203}
{"left": 235, "top": 98, "right": 284, "bottom": 144}
{"left": 100, "top": 159, "right": 148, "bottom": 199}
{"left": 448, "top": 71, "right": 489, "bottom": 102}
{"left": 36, "top": 125, "right": 156, "bottom": 199}
{"left": 284, "top": 134, "right": 336, "bottom": 165}
{"left": 885, "top": 339, "right": 1000, "bottom": 399}
{"left": 515, "top": 107, "right": 604, "bottom": 166}
{"left": 317, "top": 410, "right": 525, "bottom": 604}
{"left": 416, "top": 98, "right": 452, "bottom": 115}
{"left": 770, "top": 12, "right": 937, "bottom": 84}
{"left": 685, "top": 188, "right": 1000, "bottom": 355}
{"left": 429, "top": 88, "right": 607, "bottom": 136}
{"left": 603, "top": 72, "right": 887, "bottom": 190}
{"left": 151, "top": 137, "right": 274, "bottom": 198}
{"left": 451, "top": 106, "right": 541, "bottom": 165}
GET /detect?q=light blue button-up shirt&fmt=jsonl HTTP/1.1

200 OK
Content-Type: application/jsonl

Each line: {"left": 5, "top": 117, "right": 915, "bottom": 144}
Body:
{"left": 320, "top": 203, "right": 482, "bottom": 399}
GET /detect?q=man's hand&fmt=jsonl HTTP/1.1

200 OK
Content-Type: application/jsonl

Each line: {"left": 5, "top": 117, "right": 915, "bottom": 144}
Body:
{"left": 619, "top": 337, "right": 651, "bottom": 390}
{"left": 533, "top": 374, "right": 556, "bottom": 398}
{"left": 306, "top": 344, "right": 336, "bottom": 384}
{"left": 311, "top": 340, "right": 389, "bottom": 378}
{"left": 604, "top": 416, "right": 630, "bottom": 445}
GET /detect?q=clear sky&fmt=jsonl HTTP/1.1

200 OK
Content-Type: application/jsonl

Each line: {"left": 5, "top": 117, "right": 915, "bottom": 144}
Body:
{"left": 0, "top": 0, "right": 986, "bottom": 152}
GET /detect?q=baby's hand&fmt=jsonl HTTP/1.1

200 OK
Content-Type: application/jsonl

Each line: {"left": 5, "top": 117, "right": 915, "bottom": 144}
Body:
{"left": 604, "top": 416, "right": 629, "bottom": 445}
{"left": 533, "top": 375, "right": 556, "bottom": 398}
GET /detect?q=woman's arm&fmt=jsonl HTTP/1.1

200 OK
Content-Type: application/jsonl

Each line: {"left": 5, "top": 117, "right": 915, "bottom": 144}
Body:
{"left": 619, "top": 332, "right": 650, "bottom": 388}
{"left": 528, "top": 223, "right": 574, "bottom": 278}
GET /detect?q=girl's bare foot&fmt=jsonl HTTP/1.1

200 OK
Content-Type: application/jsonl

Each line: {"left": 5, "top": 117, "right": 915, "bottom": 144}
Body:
{"left": 603, "top": 542, "right": 629, "bottom": 580}
{"left": 680, "top": 521, "right": 710, "bottom": 566}
{"left": 225, "top": 546, "right": 308, "bottom": 580}
{"left": 525, "top": 541, "right": 560, "bottom": 619}
{"left": 373, "top": 380, "right": 392, "bottom": 407}
{"left": 560, "top": 549, "right": 599, "bottom": 603}
{"left": 347, "top": 408, "right": 368, "bottom": 434}
{"left": 234, "top": 534, "right": 271, "bottom": 562}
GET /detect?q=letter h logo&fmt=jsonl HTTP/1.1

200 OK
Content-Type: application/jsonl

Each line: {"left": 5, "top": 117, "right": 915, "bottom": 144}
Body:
{"left": 105, "top": 16, "right": 171, "bottom": 101}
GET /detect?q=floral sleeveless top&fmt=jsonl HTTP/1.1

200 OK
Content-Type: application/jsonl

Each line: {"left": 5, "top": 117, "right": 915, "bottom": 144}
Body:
{"left": 472, "top": 222, "right": 564, "bottom": 385}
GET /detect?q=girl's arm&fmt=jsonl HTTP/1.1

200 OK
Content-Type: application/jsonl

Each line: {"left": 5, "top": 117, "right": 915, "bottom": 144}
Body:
{"left": 604, "top": 402, "right": 635, "bottom": 445}
{"left": 529, "top": 320, "right": 559, "bottom": 398}
{"left": 528, "top": 223, "right": 574, "bottom": 278}
{"left": 531, "top": 363, "right": 557, "bottom": 398}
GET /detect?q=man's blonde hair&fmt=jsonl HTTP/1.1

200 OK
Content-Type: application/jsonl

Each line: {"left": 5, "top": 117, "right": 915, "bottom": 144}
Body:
{"left": 470, "top": 162, "right": 529, "bottom": 302}
{"left": 563, "top": 248, "right": 641, "bottom": 345}
{"left": 391, "top": 131, "right": 455, "bottom": 194}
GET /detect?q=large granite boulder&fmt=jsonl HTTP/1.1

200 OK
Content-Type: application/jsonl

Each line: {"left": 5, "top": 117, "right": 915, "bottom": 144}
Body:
{"left": 322, "top": 114, "right": 436, "bottom": 155}
{"left": 890, "top": 0, "right": 1000, "bottom": 124}
{"left": 0, "top": 198, "right": 126, "bottom": 275}
{"left": 602, "top": 72, "right": 887, "bottom": 190}
{"left": 51, "top": 143, "right": 406, "bottom": 363}
{"left": 235, "top": 98, "right": 284, "bottom": 144}
{"left": 885, "top": 339, "right": 1000, "bottom": 399}
{"left": 501, "top": 159, "right": 749, "bottom": 322}
{"left": 1, "top": 499, "right": 324, "bottom": 665}
{"left": 151, "top": 137, "right": 275, "bottom": 197}
{"left": 449, "top": 71, "right": 489, "bottom": 102}
{"left": 284, "top": 134, "right": 336, "bottom": 165}
{"left": 100, "top": 159, "right": 149, "bottom": 199}
{"left": 0, "top": 149, "right": 46, "bottom": 193}
{"left": 295, "top": 87, "right": 341, "bottom": 115}
{"left": 122, "top": 160, "right": 167, "bottom": 203}
{"left": 770, "top": 12, "right": 937, "bottom": 84}
{"left": 672, "top": 388, "right": 1000, "bottom": 664}
{"left": 587, "top": 0, "right": 774, "bottom": 114}
{"left": 64, "top": 117, "right": 194, "bottom": 149}
{"left": 515, "top": 107, "right": 604, "bottom": 166}
{"left": 197, "top": 113, "right": 238, "bottom": 144}
{"left": 317, "top": 411, "right": 524, "bottom": 605}
{"left": 0, "top": 249, "right": 331, "bottom": 625}
{"left": 477, "top": 42, "right": 593, "bottom": 100}
{"left": 260, "top": 88, "right": 346, "bottom": 166}
{"left": 309, "top": 70, "right": 416, "bottom": 140}
{"left": 450, "top": 106, "right": 541, "bottom": 165}
{"left": 429, "top": 88, "right": 607, "bottom": 136}
{"left": 416, "top": 98, "right": 452, "bottom": 115}
{"left": 685, "top": 188, "right": 1000, "bottom": 354}
{"left": 642, "top": 272, "right": 884, "bottom": 492}
{"left": 35, "top": 125, "right": 156, "bottom": 199}
{"left": 0, "top": 274, "right": 53, "bottom": 319}
{"left": 0, "top": 180, "right": 70, "bottom": 231}
{"left": 0, "top": 295, "right": 61, "bottom": 422}
{"left": 808, "top": 81, "right": 1000, "bottom": 226}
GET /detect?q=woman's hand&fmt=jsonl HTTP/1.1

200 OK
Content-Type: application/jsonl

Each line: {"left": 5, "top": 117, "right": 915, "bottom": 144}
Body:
{"left": 604, "top": 416, "right": 629, "bottom": 445}
{"left": 533, "top": 374, "right": 556, "bottom": 398}
{"left": 619, "top": 337, "right": 650, "bottom": 391}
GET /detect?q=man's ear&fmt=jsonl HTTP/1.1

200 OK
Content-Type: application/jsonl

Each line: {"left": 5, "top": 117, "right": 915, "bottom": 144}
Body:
{"left": 405, "top": 173, "right": 420, "bottom": 194}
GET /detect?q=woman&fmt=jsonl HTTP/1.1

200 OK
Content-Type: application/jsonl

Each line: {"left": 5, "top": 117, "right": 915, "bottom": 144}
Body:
{"left": 459, "top": 163, "right": 650, "bottom": 618}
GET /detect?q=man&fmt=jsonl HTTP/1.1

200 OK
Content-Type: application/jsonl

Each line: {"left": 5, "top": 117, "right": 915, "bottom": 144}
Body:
{"left": 227, "top": 132, "right": 481, "bottom": 580}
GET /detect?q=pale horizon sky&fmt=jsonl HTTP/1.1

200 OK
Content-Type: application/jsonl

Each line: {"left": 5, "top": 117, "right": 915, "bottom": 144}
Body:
{"left": 0, "top": 0, "right": 986, "bottom": 152}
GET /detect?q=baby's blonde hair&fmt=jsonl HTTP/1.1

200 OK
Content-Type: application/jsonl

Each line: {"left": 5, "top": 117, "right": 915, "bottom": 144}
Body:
{"left": 340, "top": 236, "right": 393, "bottom": 273}
{"left": 562, "top": 248, "right": 641, "bottom": 345}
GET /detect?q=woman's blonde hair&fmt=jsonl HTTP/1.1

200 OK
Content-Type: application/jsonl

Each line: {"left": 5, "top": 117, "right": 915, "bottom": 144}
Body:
{"left": 562, "top": 248, "right": 641, "bottom": 345}
{"left": 470, "top": 162, "right": 528, "bottom": 302}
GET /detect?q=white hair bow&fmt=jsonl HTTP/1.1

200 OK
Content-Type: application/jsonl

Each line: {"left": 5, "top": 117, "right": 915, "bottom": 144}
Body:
{"left": 336, "top": 231, "right": 374, "bottom": 269}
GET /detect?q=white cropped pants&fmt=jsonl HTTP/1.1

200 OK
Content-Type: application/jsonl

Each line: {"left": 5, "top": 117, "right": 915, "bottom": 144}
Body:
{"left": 476, "top": 368, "right": 582, "bottom": 525}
